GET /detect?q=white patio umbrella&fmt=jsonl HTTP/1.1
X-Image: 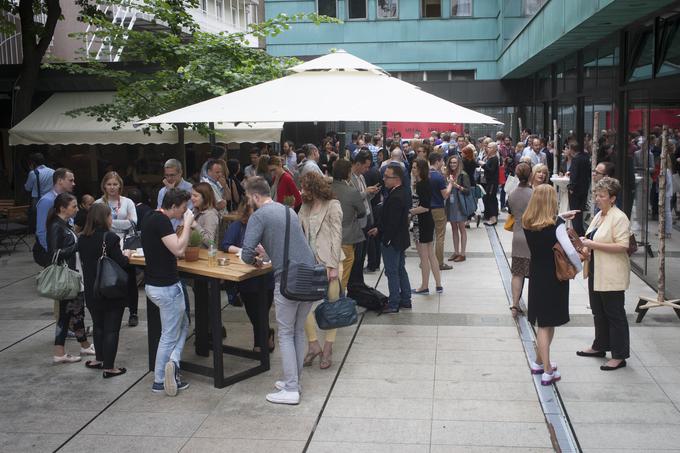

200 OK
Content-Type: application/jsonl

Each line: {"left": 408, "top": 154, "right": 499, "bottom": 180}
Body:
{"left": 136, "top": 50, "right": 502, "bottom": 126}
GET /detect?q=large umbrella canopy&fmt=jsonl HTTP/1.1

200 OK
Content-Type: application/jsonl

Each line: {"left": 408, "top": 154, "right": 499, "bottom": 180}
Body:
{"left": 136, "top": 50, "right": 502, "bottom": 126}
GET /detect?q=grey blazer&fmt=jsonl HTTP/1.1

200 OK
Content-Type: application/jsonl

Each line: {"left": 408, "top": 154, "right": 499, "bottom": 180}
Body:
{"left": 331, "top": 179, "right": 367, "bottom": 245}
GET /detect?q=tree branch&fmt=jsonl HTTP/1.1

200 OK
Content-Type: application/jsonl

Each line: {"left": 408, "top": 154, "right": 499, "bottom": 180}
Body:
{"left": 37, "top": 0, "right": 61, "bottom": 57}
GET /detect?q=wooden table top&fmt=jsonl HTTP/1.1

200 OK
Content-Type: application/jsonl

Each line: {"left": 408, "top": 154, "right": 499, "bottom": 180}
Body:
{"left": 129, "top": 248, "right": 272, "bottom": 282}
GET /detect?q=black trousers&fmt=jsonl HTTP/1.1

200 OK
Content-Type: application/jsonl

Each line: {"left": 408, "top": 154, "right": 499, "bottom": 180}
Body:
{"left": 349, "top": 240, "right": 366, "bottom": 286}
{"left": 589, "top": 280, "right": 630, "bottom": 360}
{"left": 569, "top": 193, "right": 588, "bottom": 236}
{"left": 240, "top": 289, "right": 274, "bottom": 348}
{"left": 89, "top": 305, "right": 125, "bottom": 369}
{"left": 366, "top": 235, "right": 381, "bottom": 271}
{"left": 483, "top": 183, "right": 499, "bottom": 220}
{"left": 126, "top": 266, "right": 138, "bottom": 316}
{"left": 55, "top": 294, "right": 87, "bottom": 346}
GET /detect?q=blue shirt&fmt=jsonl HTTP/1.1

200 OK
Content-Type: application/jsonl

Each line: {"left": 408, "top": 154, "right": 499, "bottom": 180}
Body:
{"left": 157, "top": 179, "right": 193, "bottom": 230}
{"left": 429, "top": 169, "right": 447, "bottom": 209}
{"left": 24, "top": 165, "right": 54, "bottom": 199}
{"left": 36, "top": 190, "right": 58, "bottom": 250}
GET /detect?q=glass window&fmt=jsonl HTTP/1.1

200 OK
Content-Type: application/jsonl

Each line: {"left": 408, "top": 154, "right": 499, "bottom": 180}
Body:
{"left": 629, "top": 30, "right": 654, "bottom": 82}
{"left": 398, "top": 71, "right": 424, "bottom": 82}
{"left": 377, "top": 0, "right": 398, "bottom": 19}
{"left": 317, "top": 0, "right": 337, "bottom": 18}
{"left": 450, "top": 70, "right": 475, "bottom": 80}
{"left": 425, "top": 71, "right": 449, "bottom": 81}
{"left": 421, "top": 0, "right": 441, "bottom": 18}
{"left": 348, "top": 0, "right": 367, "bottom": 19}
{"left": 216, "top": 0, "right": 223, "bottom": 19}
{"left": 451, "top": 0, "right": 472, "bottom": 17}
{"left": 658, "top": 21, "right": 680, "bottom": 78}
{"left": 597, "top": 44, "right": 617, "bottom": 89}
{"left": 564, "top": 54, "right": 577, "bottom": 93}
{"left": 583, "top": 48, "right": 597, "bottom": 92}
{"left": 201, "top": 0, "right": 207, "bottom": 12}
{"left": 524, "top": 0, "right": 546, "bottom": 16}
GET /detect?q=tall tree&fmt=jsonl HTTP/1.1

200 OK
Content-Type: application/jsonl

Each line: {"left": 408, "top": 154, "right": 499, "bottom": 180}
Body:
{"left": 1, "top": 0, "right": 62, "bottom": 124}
{"left": 54, "top": 1, "right": 337, "bottom": 134}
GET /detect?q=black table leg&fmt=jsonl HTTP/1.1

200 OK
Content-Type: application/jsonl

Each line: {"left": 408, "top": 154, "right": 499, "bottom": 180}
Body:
{"left": 256, "top": 285, "right": 271, "bottom": 370}
{"left": 193, "top": 279, "right": 209, "bottom": 357}
{"left": 208, "top": 278, "right": 225, "bottom": 388}
{"left": 146, "top": 296, "right": 160, "bottom": 372}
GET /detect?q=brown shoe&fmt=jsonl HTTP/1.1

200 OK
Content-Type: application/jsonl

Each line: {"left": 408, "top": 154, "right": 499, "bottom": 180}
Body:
{"left": 448, "top": 254, "right": 459, "bottom": 261}
{"left": 453, "top": 255, "right": 466, "bottom": 262}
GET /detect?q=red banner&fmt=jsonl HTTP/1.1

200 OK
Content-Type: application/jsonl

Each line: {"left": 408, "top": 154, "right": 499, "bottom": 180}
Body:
{"left": 386, "top": 122, "right": 464, "bottom": 139}
{"left": 627, "top": 108, "right": 680, "bottom": 132}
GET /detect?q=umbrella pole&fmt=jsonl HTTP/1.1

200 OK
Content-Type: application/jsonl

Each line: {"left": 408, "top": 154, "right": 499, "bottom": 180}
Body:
{"left": 591, "top": 112, "right": 599, "bottom": 216}
{"left": 635, "top": 125, "right": 680, "bottom": 322}
{"left": 178, "top": 123, "right": 186, "bottom": 175}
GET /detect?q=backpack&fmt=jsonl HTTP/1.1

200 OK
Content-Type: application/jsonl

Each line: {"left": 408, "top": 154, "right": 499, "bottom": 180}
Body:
{"left": 347, "top": 282, "right": 388, "bottom": 312}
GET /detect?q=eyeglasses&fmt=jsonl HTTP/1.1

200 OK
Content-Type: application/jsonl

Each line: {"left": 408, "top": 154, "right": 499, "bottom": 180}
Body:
{"left": 384, "top": 175, "right": 399, "bottom": 179}
{"left": 592, "top": 170, "right": 606, "bottom": 176}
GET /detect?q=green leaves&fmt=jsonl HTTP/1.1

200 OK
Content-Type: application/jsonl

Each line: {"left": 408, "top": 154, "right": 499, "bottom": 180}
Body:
{"left": 46, "top": 10, "right": 338, "bottom": 135}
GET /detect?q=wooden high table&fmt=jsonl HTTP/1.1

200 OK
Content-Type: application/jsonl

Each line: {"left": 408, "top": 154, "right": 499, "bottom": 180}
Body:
{"left": 130, "top": 249, "right": 272, "bottom": 388}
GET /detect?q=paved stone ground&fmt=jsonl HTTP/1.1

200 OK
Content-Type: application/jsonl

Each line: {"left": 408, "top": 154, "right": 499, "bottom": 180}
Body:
{"left": 1, "top": 216, "right": 679, "bottom": 452}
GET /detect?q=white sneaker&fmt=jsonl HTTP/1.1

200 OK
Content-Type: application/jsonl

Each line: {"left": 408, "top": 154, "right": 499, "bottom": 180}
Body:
{"left": 164, "top": 361, "right": 178, "bottom": 397}
{"left": 53, "top": 354, "right": 81, "bottom": 363}
{"left": 530, "top": 361, "right": 557, "bottom": 375}
{"left": 275, "top": 381, "right": 302, "bottom": 395}
{"left": 266, "top": 389, "right": 300, "bottom": 405}
{"left": 80, "top": 344, "right": 96, "bottom": 356}
{"left": 541, "top": 370, "right": 561, "bottom": 386}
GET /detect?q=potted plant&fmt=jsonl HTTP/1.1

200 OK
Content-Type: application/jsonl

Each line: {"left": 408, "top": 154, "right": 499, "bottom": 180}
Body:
{"left": 185, "top": 230, "right": 202, "bottom": 262}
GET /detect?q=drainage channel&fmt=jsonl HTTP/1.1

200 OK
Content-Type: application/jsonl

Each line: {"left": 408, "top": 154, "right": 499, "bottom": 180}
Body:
{"left": 486, "top": 225, "right": 581, "bottom": 453}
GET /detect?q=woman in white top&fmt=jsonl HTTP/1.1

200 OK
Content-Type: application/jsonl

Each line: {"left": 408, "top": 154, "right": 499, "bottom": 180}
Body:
{"left": 95, "top": 171, "right": 139, "bottom": 326}
{"left": 96, "top": 171, "right": 138, "bottom": 236}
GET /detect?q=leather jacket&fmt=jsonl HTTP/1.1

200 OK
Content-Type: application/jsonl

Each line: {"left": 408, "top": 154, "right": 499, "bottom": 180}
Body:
{"left": 47, "top": 217, "right": 78, "bottom": 270}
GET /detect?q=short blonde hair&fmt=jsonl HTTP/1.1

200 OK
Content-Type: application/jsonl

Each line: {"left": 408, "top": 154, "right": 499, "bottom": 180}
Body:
{"left": 531, "top": 164, "right": 550, "bottom": 186}
{"left": 522, "top": 184, "right": 558, "bottom": 231}
{"left": 593, "top": 176, "right": 621, "bottom": 198}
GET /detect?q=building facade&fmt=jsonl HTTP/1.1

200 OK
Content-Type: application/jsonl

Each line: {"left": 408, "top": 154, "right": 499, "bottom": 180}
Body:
{"left": 265, "top": 0, "right": 680, "bottom": 296}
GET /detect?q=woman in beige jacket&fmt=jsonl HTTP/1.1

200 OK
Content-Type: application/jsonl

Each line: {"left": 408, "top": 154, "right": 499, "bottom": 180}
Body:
{"left": 298, "top": 172, "right": 344, "bottom": 370}
{"left": 578, "top": 177, "right": 631, "bottom": 371}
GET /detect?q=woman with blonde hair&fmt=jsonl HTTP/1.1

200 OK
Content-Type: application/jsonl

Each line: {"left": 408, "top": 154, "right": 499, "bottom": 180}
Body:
{"left": 522, "top": 184, "right": 581, "bottom": 385}
{"left": 531, "top": 163, "right": 550, "bottom": 187}
{"left": 577, "top": 177, "right": 632, "bottom": 371}
{"left": 95, "top": 171, "right": 139, "bottom": 326}
{"left": 298, "top": 172, "right": 343, "bottom": 369}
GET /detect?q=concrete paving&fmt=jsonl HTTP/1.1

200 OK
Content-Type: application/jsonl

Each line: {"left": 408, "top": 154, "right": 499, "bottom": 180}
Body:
{"left": 1, "top": 218, "right": 679, "bottom": 452}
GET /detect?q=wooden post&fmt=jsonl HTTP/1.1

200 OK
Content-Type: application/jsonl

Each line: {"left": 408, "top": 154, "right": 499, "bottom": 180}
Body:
{"left": 518, "top": 117, "right": 523, "bottom": 139}
{"left": 178, "top": 123, "right": 186, "bottom": 175}
{"left": 553, "top": 119, "right": 559, "bottom": 174}
{"left": 635, "top": 125, "right": 680, "bottom": 321}
{"left": 591, "top": 112, "right": 599, "bottom": 216}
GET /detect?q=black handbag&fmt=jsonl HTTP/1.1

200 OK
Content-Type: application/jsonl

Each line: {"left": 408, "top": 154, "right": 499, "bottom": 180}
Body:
{"left": 94, "top": 235, "right": 129, "bottom": 300}
{"left": 314, "top": 280, "right": 358, "bottom": 330}
{"left": 123, "top": 221, "right": 142, "bottom": 250}
{"left": 279, "top": 206, "right": 328, "bottom": 302}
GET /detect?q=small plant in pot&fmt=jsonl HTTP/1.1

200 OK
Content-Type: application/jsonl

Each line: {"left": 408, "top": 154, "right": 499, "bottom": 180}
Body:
{"left": 184, "top": 230, "right": 203, "bottom": 262}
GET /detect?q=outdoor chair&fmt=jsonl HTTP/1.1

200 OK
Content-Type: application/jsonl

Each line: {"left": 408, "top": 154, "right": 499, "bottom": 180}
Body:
{"left": 0, "top": 205, "right": 31, "bottom": 255}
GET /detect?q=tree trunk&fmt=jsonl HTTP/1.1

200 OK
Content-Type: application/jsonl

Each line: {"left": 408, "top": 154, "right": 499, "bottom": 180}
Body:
{"left": 13, "top": 0, "right": 62, "bottom": 125}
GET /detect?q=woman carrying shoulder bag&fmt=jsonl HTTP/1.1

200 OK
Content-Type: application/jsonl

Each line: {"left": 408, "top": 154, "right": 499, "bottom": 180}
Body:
{"left": 78, "top": 203, "right": 132, "bottom": 378}
{"left": 577, "top": 177, "right": 632, "bottom": 371}
{"left": 48, "top": 193, "right": 95, "bottom": 363}
{"left": 522, "top": 185, "right": 582, "bottom": 385}
{"left": 298, "top": 172, "right": 343, "bottom": 370}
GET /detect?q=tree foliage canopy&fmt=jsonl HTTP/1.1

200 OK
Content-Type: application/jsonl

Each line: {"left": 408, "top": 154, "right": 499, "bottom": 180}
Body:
{"left": 42, "top": 0, "right": 338, "bottom": 134}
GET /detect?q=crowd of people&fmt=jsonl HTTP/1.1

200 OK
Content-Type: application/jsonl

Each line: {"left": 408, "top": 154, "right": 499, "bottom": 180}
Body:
{"left": 23, "top": 124, "right": 679, "bottom": 402}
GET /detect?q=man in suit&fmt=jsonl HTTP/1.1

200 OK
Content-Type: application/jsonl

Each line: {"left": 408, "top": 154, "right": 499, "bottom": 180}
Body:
{"left": 568, "top": 143, "right": 591, "bottom": 236}
{"left": 367, "top": 165, "right": 411, "bottom": 314}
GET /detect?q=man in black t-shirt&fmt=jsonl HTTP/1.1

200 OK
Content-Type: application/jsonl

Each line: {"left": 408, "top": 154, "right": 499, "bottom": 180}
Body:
{"left": 141, "top": 189, "right": 194, "bottom": 397}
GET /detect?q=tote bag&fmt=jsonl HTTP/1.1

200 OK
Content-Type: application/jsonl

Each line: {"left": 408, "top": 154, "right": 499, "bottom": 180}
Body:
{"left": 94, "top": 236, "right": 128, "bottom": 300}
{"left": 36, "top": 250, "right": 81, "bottom": 300}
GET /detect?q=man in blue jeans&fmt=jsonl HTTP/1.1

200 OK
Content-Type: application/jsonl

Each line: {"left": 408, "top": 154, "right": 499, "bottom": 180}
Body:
{"left": 141, "top": 189, "right": 194, "bottom": 396}
{"left": 368, "top": 165, "right": 411, "bottom": 314}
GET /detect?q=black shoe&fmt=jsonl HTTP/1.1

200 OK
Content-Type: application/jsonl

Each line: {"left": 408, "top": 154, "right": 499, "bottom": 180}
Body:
{"left": 128, "top": 314, "right": 139, "bottom": 327}
{"left": 85, "top": 360, "right": 104, "bottom": 369}
{"left": 382, "top": 306, "right": 400, "bottom": 314}
{"left": 600, "top": 360, "right": 626, "bottom": 371}
{"left": 103, "top": 368, "right": 127, "bottom": 379}
{"left": 476, "top": 215, "right": 481, "bottom": 227}
{"left": 576, "top": 350, "right": 606, "bottom": 358}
